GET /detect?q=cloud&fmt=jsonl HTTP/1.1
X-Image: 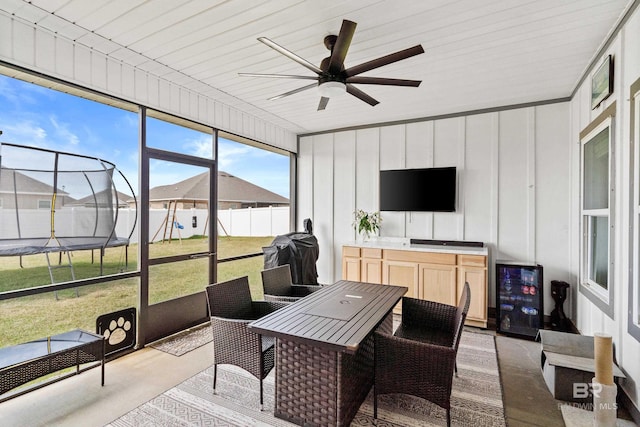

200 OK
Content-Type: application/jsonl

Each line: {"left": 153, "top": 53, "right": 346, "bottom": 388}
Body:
{"left": 0, "top": 120, "right": 48, "bottom": 146}
{"left": 49, "top": 115, "right": 80, "bottom": 146}
{"left": 183, "top": 134, "right": 214, "bottom": 158}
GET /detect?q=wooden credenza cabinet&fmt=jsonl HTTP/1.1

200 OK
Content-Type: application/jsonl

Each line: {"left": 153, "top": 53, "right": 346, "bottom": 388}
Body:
{"left": 342, "top": 244, "right": 488, "bottom": 328}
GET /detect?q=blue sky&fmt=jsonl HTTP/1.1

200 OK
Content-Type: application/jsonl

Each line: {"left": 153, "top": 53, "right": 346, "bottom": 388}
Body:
{"left": 0, "top": 74, "right": 290, "bottom": 199}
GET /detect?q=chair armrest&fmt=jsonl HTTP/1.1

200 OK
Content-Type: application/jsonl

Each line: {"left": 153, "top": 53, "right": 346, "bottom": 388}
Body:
{"left": 402, "top": 297, "right": 457, "bottom": 331}
{"left": 291, "top": 285, "right": 321, "bottom": 297}
{"left": 265, "top": 294, "right": 300, "bottom": 303}
{"left": 210, "top": 317, "right": 261, "bottom": 358}
{"left": 251, "top": 300, "right": 288, "bottom": 316}
{"left": 374, "top": 331, "right": 457, "bottom": 402}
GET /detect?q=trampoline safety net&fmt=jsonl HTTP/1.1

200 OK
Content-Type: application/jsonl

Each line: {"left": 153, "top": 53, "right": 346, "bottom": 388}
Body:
{"left": 0, "top": 143, "right": 136, "bottom": 256}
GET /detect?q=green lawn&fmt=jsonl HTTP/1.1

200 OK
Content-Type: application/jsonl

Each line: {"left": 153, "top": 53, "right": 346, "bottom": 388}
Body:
{"left": 0, "top": 236, "right": 274, "bottom": 347}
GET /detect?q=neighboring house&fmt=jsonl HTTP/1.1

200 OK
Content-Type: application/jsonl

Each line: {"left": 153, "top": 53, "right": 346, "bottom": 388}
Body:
{"left": 0, "top": 168, "right": 71, "bottom": 210}
{"left": 137, "top": 171, "right": 288, "bottom": 210}
{"left": 71, "top": 190, "right": 132, "bottom": 209}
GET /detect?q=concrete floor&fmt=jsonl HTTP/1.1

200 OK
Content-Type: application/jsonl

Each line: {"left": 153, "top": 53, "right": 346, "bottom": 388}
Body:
{"left": 0, "top": 327, "right": 636, "bottom": 426}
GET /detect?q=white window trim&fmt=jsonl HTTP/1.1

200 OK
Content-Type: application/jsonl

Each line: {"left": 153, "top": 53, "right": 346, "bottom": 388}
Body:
{"left": 580, "top": 117, "right": 614, "bottom": 305}
{"left": 633, "top": 92, "right": 640, "bottom": 327}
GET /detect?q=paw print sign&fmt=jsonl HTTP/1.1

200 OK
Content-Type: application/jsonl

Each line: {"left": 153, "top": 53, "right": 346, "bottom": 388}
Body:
{"left": 96, "top": 308, "right": 136, "bottom": 356}
{"left": 104, "top": 316, "right": 132, "bottom": 345}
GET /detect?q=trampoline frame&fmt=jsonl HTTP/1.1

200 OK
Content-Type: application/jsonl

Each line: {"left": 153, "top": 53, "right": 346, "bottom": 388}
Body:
{"left": 0, "top": 142, "right": 138, "bottom": 285}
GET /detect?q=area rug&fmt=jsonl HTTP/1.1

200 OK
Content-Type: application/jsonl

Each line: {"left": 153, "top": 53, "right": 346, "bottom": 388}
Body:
{"left": 150, "top": 323, "right": 212, "bottom": 357}
{"left": 107, "top": 331, "right": 505, "bottom": 426}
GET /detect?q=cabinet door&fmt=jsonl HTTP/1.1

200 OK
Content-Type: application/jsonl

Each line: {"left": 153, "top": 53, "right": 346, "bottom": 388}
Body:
{"left": 383, "top": 261, "right": 419, "bottom": 313}
{"left": 420, "top": 263, "right": 457, "bottom": 306}
{"left": 342, "top": 257, "right": 361, "bottom": 281}
{"left": 458, "top": 266, "right": 487, "bottom": 324}
{"left": 361, "top": 259, "right": 382, "bottom": 284}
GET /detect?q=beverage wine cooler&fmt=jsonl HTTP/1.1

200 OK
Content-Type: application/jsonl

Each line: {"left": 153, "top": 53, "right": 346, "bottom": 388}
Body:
{"left": 496, "top": 261, "right": 543, "bottom": 339}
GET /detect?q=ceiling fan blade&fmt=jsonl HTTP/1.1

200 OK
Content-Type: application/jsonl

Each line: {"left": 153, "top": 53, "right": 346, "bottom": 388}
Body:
{"left": 346, "top": 76, "right": 421, "bottom": 87}
{"left": 268, "top": 83, "right": 317, "bottom": 101}
{"left": 258, "top": 37, "right": 323, "bottom": 74}
{"left": 318, "top": 97, "right": 330, "bottom": 111}
{"left": 344, "top": 45, "right": 425, "bottom": 77}
{"left": 239, "top": 72, "right": 318, "bottom": 80}
{"left": 328, "top": 20, "right": 357, "bottom": 74}
{"left": 346, "top": 84, "right": 379, "bottom": 106}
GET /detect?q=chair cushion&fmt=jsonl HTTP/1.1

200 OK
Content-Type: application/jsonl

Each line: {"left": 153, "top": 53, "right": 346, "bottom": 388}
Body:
{"left": 394, "top": 323, "right": 454, "bottom": 347}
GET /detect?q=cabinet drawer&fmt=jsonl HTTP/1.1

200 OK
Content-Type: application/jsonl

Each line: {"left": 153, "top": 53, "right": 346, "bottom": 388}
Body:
{"left": 362, "top": 248, "right": 382, "bottom": 259}
{"left": 343, "top": 246, "right": 360, "bottom": 258}
{"left": 384, "top": 249, "right": 456, "bottom": 265}
{"left": 458, "top": 255, "right": 486, "bottom": 267}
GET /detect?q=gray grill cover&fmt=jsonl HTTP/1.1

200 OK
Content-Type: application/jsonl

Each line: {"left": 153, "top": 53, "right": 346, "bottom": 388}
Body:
{"left": 263, "top": 232, "right": 319, "bottom": 285}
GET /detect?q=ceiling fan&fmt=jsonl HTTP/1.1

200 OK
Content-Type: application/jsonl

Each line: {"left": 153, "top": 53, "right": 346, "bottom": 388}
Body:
{"left": 239, "top": 20, "right": 424, "bottom": 111}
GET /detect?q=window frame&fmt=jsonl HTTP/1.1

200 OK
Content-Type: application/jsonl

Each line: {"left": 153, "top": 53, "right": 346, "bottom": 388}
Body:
{"left": 579, "top": 114, "right": 615, "bottom": 318}
{"left": 37, "top": 199, "right": 52, "bottom": 210}
{"left": 630, "top": 80, "right": 640, "bottom": 341}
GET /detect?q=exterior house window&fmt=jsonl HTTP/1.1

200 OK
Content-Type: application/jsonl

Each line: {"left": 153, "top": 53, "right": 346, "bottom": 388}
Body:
{"left": 581, "top": 118, "right": 613, "bottom": 306}
{"left": 37, "top": 199, "right": 52, "bottom": 210}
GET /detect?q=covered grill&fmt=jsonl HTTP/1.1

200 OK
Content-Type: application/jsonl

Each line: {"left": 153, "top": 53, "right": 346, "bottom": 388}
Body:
{"left": 263, "top": 219, "right": 319, "bottom": 285}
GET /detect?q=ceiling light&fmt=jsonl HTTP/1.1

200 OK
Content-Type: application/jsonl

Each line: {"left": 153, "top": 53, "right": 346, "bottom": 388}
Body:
{"left": 318, "top": 81, "right": 346, "bottom": 98}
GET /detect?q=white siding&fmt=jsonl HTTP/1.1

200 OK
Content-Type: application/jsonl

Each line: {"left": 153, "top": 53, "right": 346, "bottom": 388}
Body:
{"left": 297, "top": 102, "right": 572, "bottom": 317}
{"left": 0, "top": 16, "right": 297, "bottom": 152}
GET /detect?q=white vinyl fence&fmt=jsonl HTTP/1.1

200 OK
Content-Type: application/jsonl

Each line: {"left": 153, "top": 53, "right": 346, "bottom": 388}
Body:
{"left": 0, "top": 206, "right": 290, "bottom": 246}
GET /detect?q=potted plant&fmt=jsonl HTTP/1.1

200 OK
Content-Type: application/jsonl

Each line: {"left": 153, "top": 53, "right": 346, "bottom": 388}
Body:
{"left": 353, "top": 209, "right": 381, "bottom": 241}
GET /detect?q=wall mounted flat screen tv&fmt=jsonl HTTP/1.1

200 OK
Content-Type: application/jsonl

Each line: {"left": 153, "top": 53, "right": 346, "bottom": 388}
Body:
{"left": 379, "top": 167, "right": 456, "bottom": 212}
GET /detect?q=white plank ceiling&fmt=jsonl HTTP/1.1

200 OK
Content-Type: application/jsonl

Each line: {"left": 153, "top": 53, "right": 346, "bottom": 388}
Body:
{"left": 2, "top": 0, "right": 635, "bottom": 134}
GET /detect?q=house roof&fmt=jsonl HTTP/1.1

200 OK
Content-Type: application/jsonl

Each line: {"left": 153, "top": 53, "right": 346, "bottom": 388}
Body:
{"left": 0, "top": 168, "right": 70, "bottom": 196}
{"left": 71, "top": 190, "right": 133, "bottom": 208}
{"left": 147, "top": 171, "right": 288, "bottom": 205}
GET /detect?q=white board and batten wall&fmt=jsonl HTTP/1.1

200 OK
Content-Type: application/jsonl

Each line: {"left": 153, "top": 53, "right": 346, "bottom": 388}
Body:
{"left": 297, "top": 102, "right": 572, "bottom": 318}
{"left": 0, "top": 12, "right": 298, "bottom": 153}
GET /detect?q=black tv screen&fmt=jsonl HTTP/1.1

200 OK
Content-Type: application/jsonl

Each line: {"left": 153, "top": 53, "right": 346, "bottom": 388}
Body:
{"left": 380, "top": 167, "right": 456, "bottom": 212}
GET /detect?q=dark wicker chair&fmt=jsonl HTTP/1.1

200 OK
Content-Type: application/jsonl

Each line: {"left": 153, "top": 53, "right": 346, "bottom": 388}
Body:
{"left": 374, "top": 282, "right": 471, "bottom": 427}
{"left": 205, "top": 276, "right": 285, "bottom": 410}
{"left": 260, "top": 264, "right": 321, "bottom": 303}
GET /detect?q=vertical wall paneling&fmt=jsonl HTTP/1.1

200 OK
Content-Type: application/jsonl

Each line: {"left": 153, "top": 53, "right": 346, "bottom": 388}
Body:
{"left": 121, "top": 64, "right": 135, "bottom": 101}
{"left": 134, "top": 69, "right": 147, "bottom": 103}
{"left": 497, "top": 109, "right": 531, "bottom": 261}
{"left": 13, "top": 20, "right": 34, "bottom": 66}
{"left": 35, "top": 30, "right": 55, "bottom": 73}
{"left": 147, "top": 74, "right": 159, "bottom": 109}
{"left": 0, "top": 17, "right": 298, "bottom": 152}
{"left": 355, "top": 128, "right": 381, "bottom": 215}
{"left": 332, "top": 131, "right": 356, "bottom": 282}
{"left": 55, "top": 36, "right": 74, "bottom": 78}
{"left": 535, "top": 103, "right": 572, "bottom": 319}
{"left": 526, "top": 108, "right": 536, "bottom": 261}
{"left": 0, "top": 15, "right": 11, "bottom": 59}
{"left": 464, "top": 113, "right": 496, "bottom": 244}
{"left": 457, "top": 118, "right": 467, "bottom": 239}
{"left": 405, "top": 121, "right": 434, "bottom": 238}
{"left": 107, "top": 60, "right": 122, "bottom": 97}
{"left": 158, "top": 79, "right": 171, "bottom": 112}
{"left": 312, "top": 134, "right": 334, "bottom": 283}
{"left": 296, "top": 137, "right": 314, "bottom": 231}
{"left": 380, "top": 125, "right": 406, "bottom": 237}
{"left": 92, "top": 53, "right": 107, "bottom": 90}
{"left": 433, "top": 117, "right": 464, "bottom": 240}
{"left": 74, "top": 45, "right": 91, "bottom": 85}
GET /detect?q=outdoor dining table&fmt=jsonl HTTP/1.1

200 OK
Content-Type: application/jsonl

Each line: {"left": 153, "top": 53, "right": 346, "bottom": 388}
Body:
{"left": 248, "top": 280, "right": 407, "bottom": 427}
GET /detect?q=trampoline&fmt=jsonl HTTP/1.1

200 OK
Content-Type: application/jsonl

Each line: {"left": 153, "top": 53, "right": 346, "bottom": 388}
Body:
{"left": 0, "top": 142, "right": 137, "bottom": 285}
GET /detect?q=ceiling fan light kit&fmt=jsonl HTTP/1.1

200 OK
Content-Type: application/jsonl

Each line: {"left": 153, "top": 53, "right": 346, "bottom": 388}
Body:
{"left": 318, "top": 81, "right": 347, "bottom": 98}
{"left": 241, "top": 19, "right": 424, "bottom": 110}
